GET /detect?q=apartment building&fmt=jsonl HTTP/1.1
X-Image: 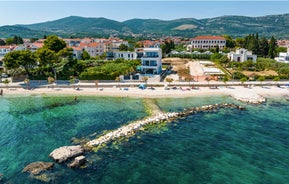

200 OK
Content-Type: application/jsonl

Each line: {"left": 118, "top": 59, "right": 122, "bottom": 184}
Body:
{"left": 188, "top": 36, "right": 226, "bottom": 50}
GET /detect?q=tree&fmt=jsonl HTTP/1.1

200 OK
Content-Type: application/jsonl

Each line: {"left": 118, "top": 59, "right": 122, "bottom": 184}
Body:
{"left": 3, "top": 51, "right": 21, "bottom": 81}
{"left": 278, "top": 67, "right": 289, "bottom": 78}
{"left": 18, "top": 50, "right": 37, "bottom": 77}
{"left": 13, "top": 35, "right": 23, "bottom": 44}
{"left": 268, "top": 36, "right": 277, "bottom": 59}
{"left": 273, "top": 76, "right": 280, "bottom": 87}
{"left": 215, "top": 45, "right": 220, "bottom": 53}
{"left": 24, "top": 78, "right": 30, "bottom": 90}
{"left": 142, "top": 76, "right": 148, "bottom": 84}
{"left": 235, "top": 37, "right": 246, "bottom": 48}
{"left": 165, "top": 77, "right": 174, "bottom": 86}
{"left": 219, "top": 55, "right": 230, "bottom": 67}
{"left": 43, "top": 35, "right": 66, "bottom": 53}
{"left": 257, "top": 76, "right": 265, "bottom": 87}
{"left": 47, "top": 76, "right": 55, "bottom": 88}
{"left": 258, "top": 37, "right": 269, "bottom": 57}
{"left": 5, "top": 38, "right": 14, "bottom": 45}
{"left": 69, "top": 76, "right": 76, "bottom": 89}
{"left": 35, "top": 48, "right": 58, "bottom": 81}
{"left": 210, "top": 53, "right": 223, "bottom": 61}
{"left": 115, "top": 76, "right": 121, "bottom": 89}
{"left": 119, "top": 44, "right": 129, "bottom": 51}
{"left": 81, "top": 50, "right": 91, "bottom": 60}
{"left": 223, "top": 75, "right": 229, "bottom": 87}
{"left": 2, "top": 79, "right": 10, "bottom": 88}
{"left": 0, "top": 39, "right": 5, "bottom": 46}
{"left": 3, "top": 50, "right": 36, "bottom": 78}
{"left": 161, "top": 40, "right": 175, "bottom": 55}
{"left": 240, "top": 77, "right": 247, "bottom": 87}
{"left": 184, "top": 75, "right": 194, "bottom": 86}
{"left": 223, "top": 35, "right": 236, "bottom": 48}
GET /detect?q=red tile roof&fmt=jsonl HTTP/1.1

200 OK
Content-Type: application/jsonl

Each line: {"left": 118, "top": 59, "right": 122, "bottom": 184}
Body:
{"left": 192, "top": 36, "right": 225, "bottom": 40}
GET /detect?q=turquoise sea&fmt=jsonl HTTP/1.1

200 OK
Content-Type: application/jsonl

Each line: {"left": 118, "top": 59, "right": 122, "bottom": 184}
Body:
{"left": 0, "top": 94, "right": 289, "bottom": 183}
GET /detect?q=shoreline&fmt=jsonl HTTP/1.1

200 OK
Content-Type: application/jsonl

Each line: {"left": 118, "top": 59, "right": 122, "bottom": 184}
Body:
{"left": 1, "top": 85, "right": 289, "bottom": 101}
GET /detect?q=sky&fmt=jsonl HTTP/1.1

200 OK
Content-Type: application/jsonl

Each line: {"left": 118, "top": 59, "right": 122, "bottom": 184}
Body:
{"left": 0, "top": 1, "right": 289, "bottom": 26}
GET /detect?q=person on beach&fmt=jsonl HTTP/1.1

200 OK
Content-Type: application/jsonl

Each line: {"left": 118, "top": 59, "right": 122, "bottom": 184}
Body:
{"left": 0, "top": 89, "right": 3, "bottom": 96}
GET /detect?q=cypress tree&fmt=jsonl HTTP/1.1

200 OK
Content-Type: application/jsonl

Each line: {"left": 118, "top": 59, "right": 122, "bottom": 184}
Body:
{"left": 268, "top": 36, "right": 277, "bottom": 59}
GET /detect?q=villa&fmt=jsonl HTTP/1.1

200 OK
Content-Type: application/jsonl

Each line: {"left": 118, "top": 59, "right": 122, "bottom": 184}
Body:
{"left": 227, "top": 48, "right": 257, "bottom": 62}
{"left": 140, "top": 48, "right": 162, "bottom": 75}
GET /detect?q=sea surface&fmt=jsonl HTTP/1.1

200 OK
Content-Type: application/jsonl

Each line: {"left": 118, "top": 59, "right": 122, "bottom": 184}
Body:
{"left": 0, "top": 94, "right": 289, "bottom": 183}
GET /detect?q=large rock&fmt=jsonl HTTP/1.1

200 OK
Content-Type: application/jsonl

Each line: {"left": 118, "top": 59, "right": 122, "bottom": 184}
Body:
{"left": 49, "top": 145, "right": 84, "bottom": 163}
{"left": 68, "top": 155, "right": 86, "bottom": 168}
{"left": 22, "top": 162, "right": 54, "bottom": 175}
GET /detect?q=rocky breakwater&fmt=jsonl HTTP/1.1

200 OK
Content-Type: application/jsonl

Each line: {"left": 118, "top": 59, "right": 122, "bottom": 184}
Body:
{"left": 22, "top": 102, "right": 246, "bottom": 182}
{"left": 86, "top": 103, "right": 245, "bottom": 148}
{"left": 86, "top": 112, "right": 179, "bottom": 147}
{"left": 49, "top": 145, "right": 85, "bottom": 164}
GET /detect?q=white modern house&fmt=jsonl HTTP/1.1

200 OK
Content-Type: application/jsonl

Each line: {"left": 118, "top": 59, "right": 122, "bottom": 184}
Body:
{"left": 140, "top": 48, "right": 162, "bottom": 75}
{"left": 228, "top": 48, "right": 257, "bottom": 62}
{"left": 275, "top": 52, "right": 289, "bottom": 63}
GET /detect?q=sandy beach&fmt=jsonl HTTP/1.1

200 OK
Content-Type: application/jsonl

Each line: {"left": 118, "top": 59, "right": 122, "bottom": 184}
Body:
{"left": 2, "top": 85, "right": 289, "bottom": 101}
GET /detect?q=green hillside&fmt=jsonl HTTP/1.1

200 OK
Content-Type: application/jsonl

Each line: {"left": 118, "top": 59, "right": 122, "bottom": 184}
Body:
{"left": 0, "top": 14, "right": 289, "bottom": 38}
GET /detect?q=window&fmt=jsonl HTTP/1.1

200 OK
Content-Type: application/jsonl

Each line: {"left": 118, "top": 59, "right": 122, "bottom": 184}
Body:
{"left": 150, "top": 60, "right": 157, "bottom": 66}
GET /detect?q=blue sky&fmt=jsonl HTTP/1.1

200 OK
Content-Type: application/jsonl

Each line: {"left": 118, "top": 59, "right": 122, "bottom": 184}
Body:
{"left": 0, "top": 1, "right": 289, "bottom": 26}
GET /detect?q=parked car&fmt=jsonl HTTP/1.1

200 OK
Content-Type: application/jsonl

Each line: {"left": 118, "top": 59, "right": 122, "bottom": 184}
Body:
{"left": 1, "top": 73, "right": 8, "bottom": 78}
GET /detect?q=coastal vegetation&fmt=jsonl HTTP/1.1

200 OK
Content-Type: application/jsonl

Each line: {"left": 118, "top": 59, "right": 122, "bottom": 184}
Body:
{"left": 2, "top": 31, "right": 289, "bottom": 82}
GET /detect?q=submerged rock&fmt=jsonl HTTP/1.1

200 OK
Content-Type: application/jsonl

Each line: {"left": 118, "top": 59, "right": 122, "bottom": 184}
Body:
{"left": 22, "top": 162, "right": 54, "bottom": 175}
{"left": 31, "top": 173, "right": 58, "bottom": 183}
{"left": 49, "top": 145, "right": 84, "bottom": 163}
{"left": 68, "top": 155, "right": 86, "bottom": 168}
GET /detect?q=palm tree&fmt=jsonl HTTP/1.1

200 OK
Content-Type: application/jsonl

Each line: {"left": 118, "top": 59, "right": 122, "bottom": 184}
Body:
{"left": 223, "top": 75, "right": 229, "bottom": 88}
{"left": 47, "top": 76, "right": 55, "bottom": 89}
{"left": 115, "top": 77, "right": 121, "bottom": 89}
{"left": 185, "top": 75, "right": 194, "bottom": 86}
{"left": 257, "top": 76, "right": 265, "bottom": 88}
{"left": 240, "top": 77, "right": 247, "bottom": 87}
{"left": 142, "top": 76, "right": 149, "bottom": 87}
{"left": 24, "top": 78, "right": 30, "bottom": 90}
{"left": 69, "top": 76, "right": 76, "bottom": 89}
{"left": 273, "top": 76, "right": 280, "bottom": 87}
{"left": 165, "top": 77, "right": 174, "bottom": 86}
{"left": 2, "top": 79, "right": 10, "bottom": 88}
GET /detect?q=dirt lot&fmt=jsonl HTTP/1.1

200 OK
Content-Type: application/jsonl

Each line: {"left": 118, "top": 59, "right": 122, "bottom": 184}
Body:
{"left": 162, "top": 58, "right": 190, "bottom": 72}
{"left": 242, "top": 70, "right": 278, "bottom": 77}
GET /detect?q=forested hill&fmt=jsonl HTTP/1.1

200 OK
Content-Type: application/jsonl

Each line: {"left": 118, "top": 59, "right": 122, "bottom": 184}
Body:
{"left": 0, "top": 14, "right": 289, "bottom": 38}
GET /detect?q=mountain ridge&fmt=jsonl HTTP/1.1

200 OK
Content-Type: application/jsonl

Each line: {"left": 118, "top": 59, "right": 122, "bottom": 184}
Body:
{"left": 1, "top": 14, "right": 289, "bottom": 38}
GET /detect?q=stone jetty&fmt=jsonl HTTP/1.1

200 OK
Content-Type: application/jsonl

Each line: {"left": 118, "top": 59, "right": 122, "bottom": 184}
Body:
{"left": 86, "top": 103, "right": 245, "bottom": 148}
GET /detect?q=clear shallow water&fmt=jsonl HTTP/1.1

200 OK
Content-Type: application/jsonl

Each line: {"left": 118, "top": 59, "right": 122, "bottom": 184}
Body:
{"left": 1, "top": 95, "right": 289, "bottom": 183}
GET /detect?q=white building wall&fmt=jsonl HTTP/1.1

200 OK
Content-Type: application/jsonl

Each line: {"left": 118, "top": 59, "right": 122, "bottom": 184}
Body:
{"left": 114, "top": 51, "right": 137, "bottom": 60}
{"left": 228, "top": 48, "right": 257, "bottom": 62}
{"left": 141, "top": 48, "right": 162, "bottom": 74}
